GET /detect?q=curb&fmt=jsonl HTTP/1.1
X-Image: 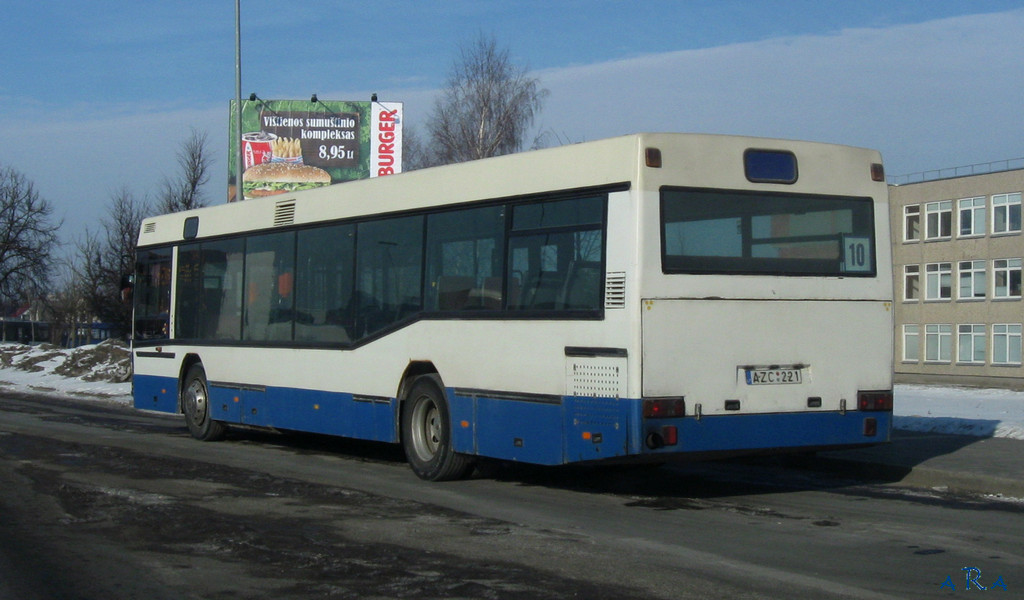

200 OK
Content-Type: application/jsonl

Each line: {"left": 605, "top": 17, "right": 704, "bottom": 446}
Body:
{"left": 811, "top": 455, "right": 1024, "bottom": 499}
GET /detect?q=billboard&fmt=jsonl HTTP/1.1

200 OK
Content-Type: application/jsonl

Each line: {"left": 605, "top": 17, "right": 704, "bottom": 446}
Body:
{"left": 228, "top": 98, "right": 402, "bottom": 201}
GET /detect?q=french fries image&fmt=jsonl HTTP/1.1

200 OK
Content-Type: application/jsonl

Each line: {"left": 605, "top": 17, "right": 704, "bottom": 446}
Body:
{"left": 271, "top": 137, "right": 302, "bottom": 159}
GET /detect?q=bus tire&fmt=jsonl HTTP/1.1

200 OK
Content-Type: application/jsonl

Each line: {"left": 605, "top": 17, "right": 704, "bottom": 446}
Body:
{"left": 401, "top": 375, "right": 473, "bottom": 481}
{"left": 181, "top": 364, "right": 226, "bottom": 442}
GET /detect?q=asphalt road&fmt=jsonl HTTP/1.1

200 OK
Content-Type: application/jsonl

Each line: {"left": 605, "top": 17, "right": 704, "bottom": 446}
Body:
{"left": 0, "top": 392, "right": 1020, "bottom": 599}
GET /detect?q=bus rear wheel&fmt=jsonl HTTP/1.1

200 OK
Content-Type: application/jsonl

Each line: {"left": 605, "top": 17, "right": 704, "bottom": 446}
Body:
{"left": 182, "top": 364, "right": 226, "bottom": 441}
{"left": 401, "top": 375, "right": 473, "bottom": 481}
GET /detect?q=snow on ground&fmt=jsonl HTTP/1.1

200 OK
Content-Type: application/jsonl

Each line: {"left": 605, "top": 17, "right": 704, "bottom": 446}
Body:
{"left": 0, "top": 342, "right": 1022, "bottom": 441}
{"left": 894, "top": 385, "right": 1024, "bottom": 440}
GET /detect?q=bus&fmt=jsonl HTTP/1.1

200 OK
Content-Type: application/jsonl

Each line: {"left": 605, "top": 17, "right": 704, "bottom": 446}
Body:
{"left": 131, "top": 133, "right": 894, "bottom": 481}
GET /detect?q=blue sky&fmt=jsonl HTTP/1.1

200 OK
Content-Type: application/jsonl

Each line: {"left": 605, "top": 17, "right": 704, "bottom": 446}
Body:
{"left": 1, "top": 0, "right": 1023, "bottom": 249}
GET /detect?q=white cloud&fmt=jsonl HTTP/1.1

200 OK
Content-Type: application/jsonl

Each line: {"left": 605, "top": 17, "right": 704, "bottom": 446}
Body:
{"left": 533, "top": 10, "right": 1024, "bottom": 174}
{"left": 2, "top": 8, "right": 1021, "bottom": 253}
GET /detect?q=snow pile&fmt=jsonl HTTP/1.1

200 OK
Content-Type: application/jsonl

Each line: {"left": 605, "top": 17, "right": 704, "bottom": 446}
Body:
{"left": 0, "top": 341, "right": 131, "bottom": 400}
{"left": 0, "top": 342, "right": 1022, "bottom": 440}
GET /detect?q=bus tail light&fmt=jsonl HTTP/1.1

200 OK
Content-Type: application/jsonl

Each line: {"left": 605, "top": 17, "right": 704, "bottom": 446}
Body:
{"left": 870, "top": 163, "right": 885, "bottom": 182}
{"left": 642, "top": 398, "right": 685, "bottom": 419}
{"left": 857, "top": 390, "right": 893, "bottom": 411}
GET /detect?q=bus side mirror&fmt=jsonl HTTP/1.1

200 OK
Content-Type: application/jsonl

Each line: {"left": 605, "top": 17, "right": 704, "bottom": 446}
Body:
{"left": 120, "top": 274, "right": 134, "bottom": 304}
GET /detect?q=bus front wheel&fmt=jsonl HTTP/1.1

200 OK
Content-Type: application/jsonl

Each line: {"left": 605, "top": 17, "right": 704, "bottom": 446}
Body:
{"left": 401, "top": 375, "right": 473, "bottom": 481}
{"left": 181, "top": 364, "right": 226, "bottom": 442}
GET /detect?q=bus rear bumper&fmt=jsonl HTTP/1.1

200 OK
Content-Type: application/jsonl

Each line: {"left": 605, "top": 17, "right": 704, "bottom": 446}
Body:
{"left": 638, "top": 409, "right": 892, "bottom": 458}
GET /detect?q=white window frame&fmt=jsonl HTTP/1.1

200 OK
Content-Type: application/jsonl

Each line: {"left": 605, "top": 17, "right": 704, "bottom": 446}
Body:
{"left": 992, "top": 324, "right": 1023, "bottom": 365}
{"left": 903, "top": 204, "right": 921, "bottom": 242}
{"left": 957, "top": 260, "right": 986, "bottom": 300}
{"left": 902, "top": 324, "right": 920, "bottom": 362}
{"left": 957, "top": 196, "right": 986, "bottom": 238}
{"left": 993, "top": 258, "right": 1022, "bottom": 299}
{"left": 957, "top": 324, "right": 986, "bottom": 364}
{"left": 924, "top": 201, "right": 952, "bottom": 240}
{"left": 925, "top": 262, "right": 952, "bottom": 301}
{"left": 903, "top": 264, "right": 920, "bottom": 301}
{"left": 925, "top": 324, "right": 952, "bottom": 363}
{"left": 992, "top": 192, "right": 1022, "bottom": 235}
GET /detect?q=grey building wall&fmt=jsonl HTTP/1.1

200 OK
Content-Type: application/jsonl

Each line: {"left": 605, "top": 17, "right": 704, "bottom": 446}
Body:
{"left": 889, "top": 169, "right": 1024, "bottom": 389}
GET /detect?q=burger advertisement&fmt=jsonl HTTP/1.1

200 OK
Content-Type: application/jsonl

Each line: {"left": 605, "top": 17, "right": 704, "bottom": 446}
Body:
{"left": 228, "top": 98, "right": 403, "bottom": 201}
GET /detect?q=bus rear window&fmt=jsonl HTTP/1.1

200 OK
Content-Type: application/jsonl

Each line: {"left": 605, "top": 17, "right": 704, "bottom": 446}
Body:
{"left": 744, "top": 149, "right": 797, "bottom": 183}
{"left": 661, "top": 188, "right": 875, "bottom": 276}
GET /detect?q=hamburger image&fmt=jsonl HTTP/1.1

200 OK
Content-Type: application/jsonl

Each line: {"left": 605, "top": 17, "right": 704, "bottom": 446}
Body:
{"left": 242, "top": 162, "right": 331, "bottom": 198}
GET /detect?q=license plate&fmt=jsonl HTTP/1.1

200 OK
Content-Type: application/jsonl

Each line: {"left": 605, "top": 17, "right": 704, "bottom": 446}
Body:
{"left": 745, "top": 368, "right": 802, "bottom": 385}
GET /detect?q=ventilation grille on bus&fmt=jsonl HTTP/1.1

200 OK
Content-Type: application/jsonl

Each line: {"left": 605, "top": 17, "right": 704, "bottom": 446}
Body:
{"left": 273, "top": 200, "right": 296, "bottom": 226}
{"left": 568, "top": 362, "right": 624, "bottom": 399}
{"left": 604, "top": 272, "right": 626, "bottom": 309}
{"left": 143, "top": 222, "right": 156, "bottom": 234}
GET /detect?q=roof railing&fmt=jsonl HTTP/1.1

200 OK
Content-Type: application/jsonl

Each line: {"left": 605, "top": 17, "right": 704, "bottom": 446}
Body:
{"left": 889, "top": 157, "right": 1024, "bottom": 186}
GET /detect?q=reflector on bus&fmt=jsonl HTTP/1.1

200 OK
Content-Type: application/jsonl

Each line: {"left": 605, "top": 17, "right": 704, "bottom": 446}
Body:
{"left": 744, "top": 149, "right": 798, "bottom": 184}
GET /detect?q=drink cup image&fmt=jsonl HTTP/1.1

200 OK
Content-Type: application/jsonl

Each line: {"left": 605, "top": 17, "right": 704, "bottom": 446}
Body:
{"left": 242, "top": 131, "right": 277, "bottom": 169}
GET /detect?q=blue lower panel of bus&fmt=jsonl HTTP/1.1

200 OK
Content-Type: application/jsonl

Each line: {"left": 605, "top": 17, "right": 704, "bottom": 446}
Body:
{"left": 134, "top": 375, "right": 178, "bottom": 413}
{"left": 211, "top": 385, "right": 397, "bottom": 443}
{"left": 133, "top": 375, "right": 396, "bottom": 443}
{"left": 449, "top": 392, "right": 634, "bottom": 465}
{"left": 135, "top": 376, "right": 887, "bottom": 463}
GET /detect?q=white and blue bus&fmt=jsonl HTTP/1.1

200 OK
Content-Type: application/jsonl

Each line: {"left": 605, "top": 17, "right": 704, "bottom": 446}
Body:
{"left": 131, "top": 133, "right": 894, "bottom": 481}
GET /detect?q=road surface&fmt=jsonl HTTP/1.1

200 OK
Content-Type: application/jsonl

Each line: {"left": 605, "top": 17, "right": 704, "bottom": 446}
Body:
{"left": 0, "top": 392, "right": 1019, "bottom": 599}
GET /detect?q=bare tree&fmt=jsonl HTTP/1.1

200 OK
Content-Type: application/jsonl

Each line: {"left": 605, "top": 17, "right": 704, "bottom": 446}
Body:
{"left": 158, "top": 128, "right": 212, "bottom": 213}
{"left": 401, "top": 125, "right": 428, "bottom": 171}
{"left": 47, "top": 252, "right": 91, "bottom": 347}
{"left": 0, "top": 164, "right": 61, "bottom": 305}
{"left": 425, "top": 34, "right": 548, "bottom": 166}
{"left": 78, "top": 187, "right": 148, "bottom": 336}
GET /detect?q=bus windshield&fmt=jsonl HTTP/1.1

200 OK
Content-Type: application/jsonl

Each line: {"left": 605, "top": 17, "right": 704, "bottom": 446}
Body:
{"left": 661, "top": 187, "right": 876, "bottom": 277}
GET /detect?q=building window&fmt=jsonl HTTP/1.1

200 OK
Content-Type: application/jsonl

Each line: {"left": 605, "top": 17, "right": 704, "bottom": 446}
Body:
{"left": 958, "top": 197, "right": 986, "bottom": 237}
{"left": 992, "top": 192, "right": 1022, "bottom": 235}
{"left": 903, "top": 264, "right": 920, "bottom": 301}
{"left": 957, "top": 324, "right": 986, "bottom": 364}
{"left": 925, "top": 262, "right": 952, "bottom": 300}
{"left": 925, "top": 324, "right": 952, "bottom": 363}
{"left": 903, "top": 324, "right": 920, "bottom": 362}
{"left": 993, "top": 258, "right": 1022, "bottom": 299}
{"left": 924, "top": 201, "right": 952, "bottom": 239}
{"left": 903, "top": 205, "right": 920, "bottom": 242}
{"left": 957, "top": 260, "right": 986, "bottom": 300}
{"left": 992, "top": 324, "right": 1023, "bottom": 365}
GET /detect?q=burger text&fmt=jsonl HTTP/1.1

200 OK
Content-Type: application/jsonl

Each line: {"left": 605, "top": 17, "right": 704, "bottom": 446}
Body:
{"left": 377, "top": 109, "right": 399, "bottom": 176}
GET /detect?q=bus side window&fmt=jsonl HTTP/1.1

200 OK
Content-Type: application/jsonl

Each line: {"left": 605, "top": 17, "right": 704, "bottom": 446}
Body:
{"left": 175, "top": 239, "right": 244, "bottom": 341}
{"left": 356, "top": 216, "right": 424, "bottom": 338}
{"left": 295, "top": 224, "right": 354, "bottom": 344}
{"left": 507, "top": 198, "right": 605, "bottom": 313}
{"left": 134, "top": 248, "right": 172, "bottom": 340}
{"left": 426, "top": 205, "right": 505, "bottom": 312}
{"left": 243, "top": 231, "right": 296, "bottom": 343}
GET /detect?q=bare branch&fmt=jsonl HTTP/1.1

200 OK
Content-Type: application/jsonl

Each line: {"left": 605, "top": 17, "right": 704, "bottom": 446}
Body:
{"left": 158, "top": 128, "right": 212, "bottom": 213}
{"left": 424, "top": 34, "right": 548, "bottom": 167}
{"left": 0, "top": 164, "right": 61, "bottom": 306}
